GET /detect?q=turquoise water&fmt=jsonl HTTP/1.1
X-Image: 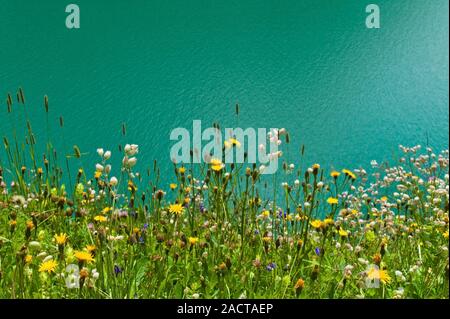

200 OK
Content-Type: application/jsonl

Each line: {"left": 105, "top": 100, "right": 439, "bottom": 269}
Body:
{"left": 1, "top": 0, "right": 448, "bottom": 182}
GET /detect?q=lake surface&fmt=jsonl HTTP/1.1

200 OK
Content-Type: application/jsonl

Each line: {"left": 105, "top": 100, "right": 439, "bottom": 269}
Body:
{"left": 1, "top": 0, "right": 448, "bottom": 183}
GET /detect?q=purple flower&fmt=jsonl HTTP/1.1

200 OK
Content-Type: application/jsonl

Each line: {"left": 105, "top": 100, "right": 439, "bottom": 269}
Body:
{"left": 114, "top": 265, "right": 122, "bottom": 276}
{"left": 87, "top": 223, "right": 94, "bottom": 231}
{"left": 143, "top": 223, "right": 149, "bottom": 230}
{"left": 254, "top": 229, "right": 260, "bottom": 235}
{"left": 266, "top": 262, "right": 277, "bottom": 271}
{"left": 315, "top": 247, "right": 321, "bottom": 256}
{"left": 199, "top": 203, "right": 205, "bottom": 213}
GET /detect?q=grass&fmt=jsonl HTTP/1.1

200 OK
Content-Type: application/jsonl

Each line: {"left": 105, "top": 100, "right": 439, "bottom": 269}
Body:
{"left": 0, "top": 89, "right": 448, "bottom": 299}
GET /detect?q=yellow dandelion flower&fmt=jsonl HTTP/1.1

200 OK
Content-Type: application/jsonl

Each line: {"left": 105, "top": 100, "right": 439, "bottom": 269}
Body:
{"left": 310, "top": 220, "right": 323, "bottom": 229}
{"left": 338, "top": 228, "right": 348, "bottom": 237}
{"left": 94, "top": 215, "right": 107, "bottom": 222}
{"left": 443, "top": 230, "right": 449, "bottom": 239}
{"left": 9, "top": 220, "right": 17, "bottom": 227}
{"left": 327, "top": 197, "right": 338, "bottom": 205}
{"left": 210, "top": 158, "right": 224, "bottom": 172}
{"left": 39, "top": 259, "right": 58, "bottom": 273}
{"left": 178, "top": 167, "right": 186, "bottom": 174}
{"left": 262, "top": 210, "right": 270, "bottom": 218}
{"left": 381, "top": 196, "right": 388, "bottom": 202}
{"left": 74, "top": 251, "right": 95, "bottom": 264}
{"left": 169, "top": 203, "right": 184, "bottom": 216}
{"left": 94, "top": 171, "right": 102, "bottom": 179}
{"left": 312, "top": 163, "right": 320, "bottom": 170}
{"left": 170, "top": 183, "right": 177, "bottom": 190}
{"left": 367, "top": 267, "right": 391, "bottom": 285}
{"left": 224, "top": 140, "right": 232, "bottom": 149}
{"left": 54, "top": 233, "right": 68, "bottom": 245}
{"left": 26, "top": 220, "right": 34, "bottom": 230}
{"left": 25, "top": 255, "right": 33, "bottom": 264}
{"left": 342, "top": 169, "right": 356, "bottom": 180}
{"left": 188, "top": 237, "right": 199, "bottom": 245}
{"left": 102, "top": 207, "right": 111, "bottom": 214}
{"left": 324, "top": 218, "right": 334, "bottom": 225}
{"left": 294, "top": 278, "right": 305, "bottom": 290}
{"left": 86, "top": 245, "right": 96, "bottom": 253}
{"left": 330, "top": 171, "right": 340, "bottom": 178}
{"left": 229, "top": 138, "right": 241, "bottom": 148}
{"left": 262, "top": 236, "right": 272, "bottom": 243}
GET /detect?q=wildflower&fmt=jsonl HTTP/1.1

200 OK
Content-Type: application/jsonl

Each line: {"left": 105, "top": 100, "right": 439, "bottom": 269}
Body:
{"left": 225, "top": 138, "right": 241, "bottom": 149}
{"left": 109, "top": 176, "right": 118, "bottom": 186}
{"left": 114, "top": 265, "right": 122, "bottom": 276}
{"left": 94, "top": 171, "right": 102, "bottom": 179}
{"left": 188, "top": 237, "right": 199, "bottom": 245}
{"left": 210, "top": 158, "right": 224, "bottom": 172}
{"left": 94, "top": 215, "right": 107, "bottom": 222}
{"left": 178, "top": 166, "right": 186, "bottom": 174}
{"left": 381, "top": 196, "right": 388, "bottom": 202}
{"left": 74, "top": 251, "right": 95, "bottom": 264}
{"left": 103, "top": 150, "right": 111, "bottom": 160}
{"left": 266, "top": 262, "right": 277, "bottom": 271}
{"left": 372, "top": 253, "right": 382, "bottom": 265}
{"left": 252, "top": 258, "right": 261, "bottom": 268}
{"left": 312, "top": 163, "right": 320, "bottom": 175}
{"left": 324, "top": 218, "right": 334, "bottom": 226}
{"left": 54, "top": 233, "right": 68, "bottom": 245}
{"left": 327, "top": 197, "right": 338, "bottom": 205}
{"left": 342, "top": 169, "right": 356, "bottom": 180}
{"left": 310, "top": 220, "right": 323, "bottom": 229}
{"left": 170, "top": 183, "right": 177, "bottom": 190}
{"left": 338, "top": 228, "right": 348, "bottom": 238}
{"left": 39, "top": 259, "right": 58, "bottom": 273}
{"left": 124, "top": 144, "right": 139, "bottom": 156}
{"left": 444, "top": 230, "right": 449, "bottom": 239}
{"left": 25, "top": 255, "right": 33, "bottom": 264}
{"left": 330, "top": 171, "right": 340, "bottom": 178}
{"left": 367, "top": 267, "right": 391, "bottom": 285}
{"left": 261, "top": 210, "right": 270, "bottom": 219}
{"left": 294, "top": 278, "right": 305, "bottom": 295}
{"left": 26, "top": 220, "right": 34, "bottom": 230}
{"left": 86, "top": 245, "right": 96, "bottom": 254}
{"left": 169, "top": 203, "right": 184, "bottom": 216}
{"left": 102, "top": 207, "right": 111, "bottom": 214}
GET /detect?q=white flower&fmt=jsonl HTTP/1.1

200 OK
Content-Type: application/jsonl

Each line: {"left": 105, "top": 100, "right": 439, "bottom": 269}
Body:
{"left": 103, "top": 150, "right": 111, "bottom": 160}
{"left": 97, "top": 148, "right": 104, "bottom": 157}
{"left": 124, "top": 144, "right": 139, "bottom": 156}
{"left": 127, "top": 157, "right": 137, "bottom": 167}
{"left": 110, "top": 176, "right": 118, "bottom": 186}
{"left": 95, "top": 164, "right": 104, "bottom": 172}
